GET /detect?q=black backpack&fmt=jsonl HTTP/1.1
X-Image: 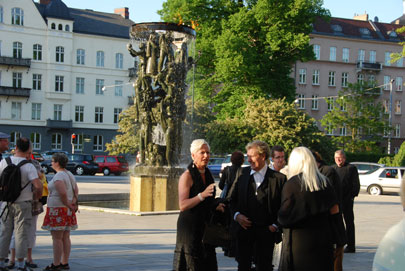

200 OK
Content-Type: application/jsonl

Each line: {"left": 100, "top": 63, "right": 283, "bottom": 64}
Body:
{"left": 0, "top": 157, "right": 31, "bottom": 218}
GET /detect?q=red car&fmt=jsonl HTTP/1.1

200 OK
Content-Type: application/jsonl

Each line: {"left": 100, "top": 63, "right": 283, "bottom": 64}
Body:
{"left": 94, "top": 155, "right": 129, "bottom": 176}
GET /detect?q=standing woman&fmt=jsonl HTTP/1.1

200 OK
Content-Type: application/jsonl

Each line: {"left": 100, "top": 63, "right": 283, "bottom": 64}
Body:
{"left": 42, "top": 153, "right": 79, "bottom": 271}
{"left": 173, "top": 139, "right": 225, "bottom": 271}
{"left": 278, "top": 147, "right": 338, "bottom": 271}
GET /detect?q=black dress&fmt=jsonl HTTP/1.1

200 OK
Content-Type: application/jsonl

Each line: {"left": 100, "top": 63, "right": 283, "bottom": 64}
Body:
{"left": 172, "top": 162, "right": 217, "bottom": 271}
{"left": 278, "top": 174, "right": 337, "bottom": 271}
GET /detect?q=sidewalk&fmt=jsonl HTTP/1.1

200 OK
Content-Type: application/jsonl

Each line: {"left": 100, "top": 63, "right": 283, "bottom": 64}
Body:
{"left": 30, "top": 181, "right": 404, "bottom": 271}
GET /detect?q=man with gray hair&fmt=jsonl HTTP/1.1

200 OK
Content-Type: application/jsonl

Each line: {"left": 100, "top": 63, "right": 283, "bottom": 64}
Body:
{"left": 333, "top": 149, "right": 360, "bottom": 253}
{"left": 230, "top": 140, "right": 286, "bottom": 271}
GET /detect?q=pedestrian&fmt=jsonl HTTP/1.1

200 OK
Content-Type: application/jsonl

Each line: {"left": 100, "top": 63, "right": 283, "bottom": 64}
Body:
{"left": 172, "top": 139, "right": 225, "bottom": 271}
{"left": 0, "top": 133, "right": 10, "bottom": 161}
{"left": 332, "top": 150, "right": 360, "bottom": 253}
{"left": 270, "top": 145, "right": 286, "bottom": 172}
{"left": 42, "top": 153, "right": 79, "bottom": 271}
{"left": 278, "top": 147, "right": 339, "bottom": 271}
{"left": 312, "top": 151, "right": 347, "bottom": 271}
{"left": 0, "top": 137, "right": 43, "bottom": 271}
{"left": 230, "top": 140, "right": 286, "bottom": 271}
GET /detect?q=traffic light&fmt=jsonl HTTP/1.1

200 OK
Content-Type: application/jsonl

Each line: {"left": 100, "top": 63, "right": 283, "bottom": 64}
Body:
{"left": 71, "top": 133, "right": 76, "bottom": 144}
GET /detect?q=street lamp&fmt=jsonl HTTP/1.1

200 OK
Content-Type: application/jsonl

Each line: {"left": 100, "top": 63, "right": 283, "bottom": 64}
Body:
{"left": 388, "top": 79, "right": 395, "bottom": 155}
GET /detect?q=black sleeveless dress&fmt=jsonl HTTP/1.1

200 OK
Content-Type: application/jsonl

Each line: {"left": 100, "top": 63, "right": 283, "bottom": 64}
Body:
{"left": 172, "top": 162, "right": 216, "bottom": 271}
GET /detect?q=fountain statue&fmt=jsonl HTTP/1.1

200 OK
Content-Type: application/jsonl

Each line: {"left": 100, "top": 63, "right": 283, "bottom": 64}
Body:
{"left": 127, "top": 23, "right": 196, "bottom": 212}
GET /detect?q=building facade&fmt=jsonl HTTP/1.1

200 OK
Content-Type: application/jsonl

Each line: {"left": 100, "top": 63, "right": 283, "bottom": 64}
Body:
{"left": 295, "top": 15, "right": 405, "bottom": 153}
{"left": 0, "top": 0, "right": 135, "bottom": 154}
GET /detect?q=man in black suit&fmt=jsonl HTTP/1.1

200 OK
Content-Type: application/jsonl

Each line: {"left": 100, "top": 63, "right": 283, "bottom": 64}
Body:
{"left": 230, "top": 140, "right": 286, "bottom": 271}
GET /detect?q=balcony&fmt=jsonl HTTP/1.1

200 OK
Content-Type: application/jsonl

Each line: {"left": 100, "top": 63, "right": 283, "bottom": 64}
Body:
{"left": 0, "top": 56, "right": 31, "bottom": 68}
{"left": 356, "top": 61, "right": 382, "bottom": 72}
{"left": 0, "top": 86, "right": 30, "bottom": 98}
{"left": 46, "top": 119, "right": 72, "bottom": 130}
{"left": 128, "top": 67, "right": 137, "bottom": 77}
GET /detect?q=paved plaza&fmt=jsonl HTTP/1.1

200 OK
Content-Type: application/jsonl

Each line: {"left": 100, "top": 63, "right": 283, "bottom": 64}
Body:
{"left": 28, "top": 180, "right": 404, "bottom": 271}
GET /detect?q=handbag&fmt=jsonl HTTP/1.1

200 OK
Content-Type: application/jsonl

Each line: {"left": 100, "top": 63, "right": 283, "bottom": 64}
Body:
{"left": 32, "top": 200, "right": 44, "bottom": 216}
{"left": 202, "top": 212, "right": 231, "bottom": 248}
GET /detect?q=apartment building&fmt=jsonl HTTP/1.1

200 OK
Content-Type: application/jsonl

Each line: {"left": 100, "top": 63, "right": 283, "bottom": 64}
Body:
{"left": 295, "top": 14, "right": 405, "bottom": 153}
{"left": 0, "top": 0, "right": 135, "bottom": 154}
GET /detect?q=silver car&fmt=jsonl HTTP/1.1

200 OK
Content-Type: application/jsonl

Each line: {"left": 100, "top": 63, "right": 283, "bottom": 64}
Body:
{"left": 351, "top": 162, "right": 384, "bottom": 174}
{"left": 359, "top": 166, "right": 405, "bottom": 195}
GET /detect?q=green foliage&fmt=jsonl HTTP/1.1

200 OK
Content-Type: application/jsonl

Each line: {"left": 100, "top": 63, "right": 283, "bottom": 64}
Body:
{"left": 379, "top": 142, "right": 405, "bottom": 166}
{"left": 105, "top": 105, "right": 139, "bottom": 155}
{"left": 159, "top": 0, "right": 330, "bottom": 118}
{"left": 321, "top": 82, "right": 388, "bottom": 153}
{"left": 345, "top": 152, "right": 387, "bottom": 163}
{"left": 378, "top": 156, "right": 394, "bottom": 166}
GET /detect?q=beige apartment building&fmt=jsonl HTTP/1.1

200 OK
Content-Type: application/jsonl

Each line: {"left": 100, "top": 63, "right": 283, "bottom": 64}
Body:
{"left": 295, "top": 14, "right": 405, "bottom": 153}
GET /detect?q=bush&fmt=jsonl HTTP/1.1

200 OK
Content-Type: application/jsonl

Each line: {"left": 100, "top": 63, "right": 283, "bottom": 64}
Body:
{"left": 346, "top": 152, "right": 388, "bottom": 163}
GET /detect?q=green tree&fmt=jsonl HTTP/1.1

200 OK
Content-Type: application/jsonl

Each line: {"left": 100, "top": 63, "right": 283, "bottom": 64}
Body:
{"left": 321, "top": 82, "right": 388, "bottom": 153}
{"left": 105, "top": 105, "right": 139, "bottom": 155}
{"left": 379, "top": 141, "right": 405, "bottom": 166}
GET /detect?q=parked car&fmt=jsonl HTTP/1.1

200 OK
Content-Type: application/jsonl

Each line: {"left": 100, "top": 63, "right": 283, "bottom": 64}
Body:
{"left": 41, "top": 150, "right": 69, "bottom": 160}
{"left": 351, "top": 162, "right": 385, "bottom": 174}
{"left": 31, "top": 152, "right": 45, "bottom": 162}
{"left": 220, "top": 154, "right": 250, "bottom": 178}
{"left": 207, "top": 157, "right": 224, "bottom": 177}
{"left": 359, "top": 166, "right": 405, "bottom": 195}
{"left": 94, "top": 155, "right": 129, "bottom": 176}
{"left": 66, "top": 154, "right": 99, "bottom": 176}
{"left": 40, "top": 159, "right": 55, "bottom": 174}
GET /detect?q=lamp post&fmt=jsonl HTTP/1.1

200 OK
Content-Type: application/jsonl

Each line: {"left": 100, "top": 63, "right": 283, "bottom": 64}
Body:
{"left": 388, "top": 79, "right": 394, "bottom": 155}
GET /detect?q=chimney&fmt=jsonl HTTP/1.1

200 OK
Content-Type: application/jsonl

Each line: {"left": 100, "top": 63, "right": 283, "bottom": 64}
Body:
{"left": 40, "top": 0, "right": 51, "bottom": 5}
{"left": 114, "top": 7, "right": 129, "bottom": 19}
{"left": 353, "top": 13, "right": 369, "bottom": 21}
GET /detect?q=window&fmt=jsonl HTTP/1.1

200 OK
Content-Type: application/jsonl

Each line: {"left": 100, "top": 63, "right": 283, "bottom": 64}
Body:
{"left": 11, "top": 8, "right": 24, "bottom": 25}
{"left": 12, "top": 72, "right": 22, "bottom": 88}
{"left": 326, "top": 123, "right": 334, "bottom": 136}
{"left": 397, "top": 57, "right": 403, "bottom": 67}
{"left": 115, "top": 53, "right": 123, "bottom": 69}
{"left": 115, "top": 80, "right": 123, "bottom": 96}
{"left": 369, "top": 75, "right": 376, "bottom": 86}
{"left": 33, "top": 44, "right": 42, "bottom": 60}
{"left": 357, "top": 74, "right": 364, "bottom": 84}
{"left": 73, "top": 134, "right": 83, "bottom": 151}
{"left": 311, "top": 95, "right": 318, "bottom": 110}
{"left": 297, "top": 94, "right": 305, "bottom": 109}
{"left": 31, "top": 103, "right": 41, "bottom": 120}
{"left": 383, "top": 100, "right": 389, "bottom": 113}
{"left": 383, "top": 76, "right": 390, "bottom": 90}
{"left": 369, "top": 51, "right": 376, "bottom": 63}
{"left": 93, "top": 135, "right": 103, "bottom": 151}
{"left": 55, "top": 76, "right": 64, "bottom": 92}
{"left": 395, "top": 147, "right": 400, "bottom": 154}
{"left": 96, "top": 51, "right": 104, "bottom": 67}
{"left": 65, "top": 25, "right": 69, "bottom": 32}
{"left": 58, "top": 24, "right": 62, "bottom": 31}
{"left": 114, "top": 108, "right": 122, "bottom": 124}
{"left": 327, "top": 97, "right": 334, "bottom": 111}
{"left": 297, "top": 68, "right": 306, "bottom": 85}
{"left": 339, "top": 125, "right": 347, "bottom": 136}
{"left": 0, "top": 40, "right": 2, "bottom": 56}
{"left": 340, "top": 101, "right": 346, "bottom": 112}
{"left": 95, "top": 107, "right": 104, "bottom": 123}
{"left": 32, "top": 74, "right": 42, "bottom": 90}
{"left": 30, "top": 133, "right": 41, "bottom": 150}
{"left": 75, "top": 106, "right": 84, "bottom": 122}
{"left": 358, "top": 49, "right": 365, "bottom": 62}
{"left": 313, "top": 45, "right": 320, "bottom": 60}
{"left": 54, "top": 104, "right": 62, "bottom": 120}
{"left": 395, "top": 124, "right": 401, "bottom": 138}
{"left": 341, "top": 72, "right": 348, "bottom": 87}
{"left": 329, "top": 47, "right": 336, "bottom": 61}
{"left": 328, "top": 71, "right": 335, "bottom": 86}
{"left": 13, "top": 42, "right": 22, "bottom": 58}
{"left": 342, "top": 48, "right": 349, "bottom": 62}
{"left": 0, "top": 6, "right": 3, "bottom": 23}
{"left": 51, "top": 133, "right": 62, "bottom": 150}
{"left": 312, "top": 70, "right": 319, "bottom": 85}
{"left": 9, "top": 132, "right": 21, "bottom": 149}
{"left": 11, "top": 102, "right": 22, "bottom": 120}
{"left": 395, "top": 100, "right": 401, "bottom": 115}
{"left": 56, "top": 46, "right": 64, "bottom": 63}
{"left": 96, "top": 79, "right": 104, "bottom": 95}
{"left": 385, "top": 51, "right": 391, "bottom": 66}
{"left": 77, "top": 49, "right": 85, "bottom": 65}
{"left": 51, "top": 23, "right": 55, "bottom": 29}
{"left": 76, "top": 77, "right": 84, "bottom": 94}
{"left": 396, "top": 77, "right": 402, "bottom": 91}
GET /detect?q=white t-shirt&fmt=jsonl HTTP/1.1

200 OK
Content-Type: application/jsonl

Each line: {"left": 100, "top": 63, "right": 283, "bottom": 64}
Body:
{"left": 47, "top": 170, "right": 76, "bottom": 208}
{"left": 0, "top": 157, "right": 39, "bottom": 202}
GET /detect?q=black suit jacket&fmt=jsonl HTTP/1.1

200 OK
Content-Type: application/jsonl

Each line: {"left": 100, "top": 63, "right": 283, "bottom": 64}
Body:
{"left": 230, "top": 166, "right": 287, "bottom": 229}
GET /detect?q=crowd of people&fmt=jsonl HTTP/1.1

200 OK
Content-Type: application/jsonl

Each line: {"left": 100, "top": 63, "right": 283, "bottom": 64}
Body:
{"left": 0, "top": 134, "right": 79, "bottom": 271}
{"left": 173, "top": 139, "right": 361, "bottom": 271}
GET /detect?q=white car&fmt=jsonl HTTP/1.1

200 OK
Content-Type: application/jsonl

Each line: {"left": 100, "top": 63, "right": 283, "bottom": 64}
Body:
{"left": 359, "top": 166, "right": 405, "bottom": 195}
{"left": 219, "top": 154, "right": 250, "bottom": 178}
{"left": 351, "top": 162, "right": 384, "bottom": 174}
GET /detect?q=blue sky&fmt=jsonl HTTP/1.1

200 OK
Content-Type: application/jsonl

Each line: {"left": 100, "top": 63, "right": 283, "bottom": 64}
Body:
{"left": 62, "top": 0, "right": 404, "bottom": 24}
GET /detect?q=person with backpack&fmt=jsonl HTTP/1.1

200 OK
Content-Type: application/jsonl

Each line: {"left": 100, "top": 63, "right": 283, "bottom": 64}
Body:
{"left": 0, "top": 137, "right": 43, "bottom": 271}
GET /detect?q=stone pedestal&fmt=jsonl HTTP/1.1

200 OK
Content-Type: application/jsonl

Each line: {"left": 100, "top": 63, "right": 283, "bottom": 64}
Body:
{"left": 129, "top": 166, "right": 184, "bottom": 212}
